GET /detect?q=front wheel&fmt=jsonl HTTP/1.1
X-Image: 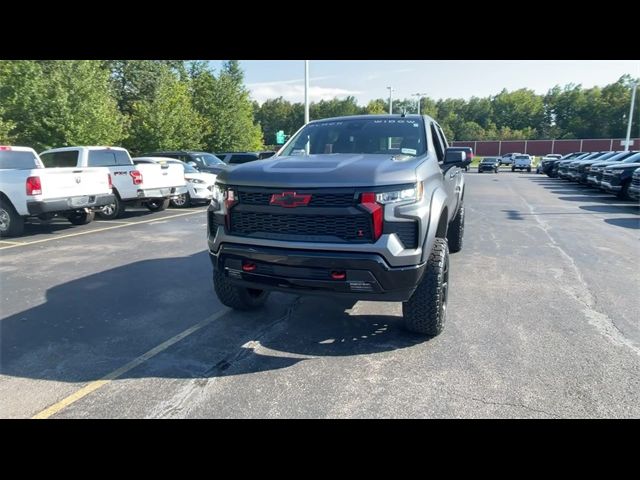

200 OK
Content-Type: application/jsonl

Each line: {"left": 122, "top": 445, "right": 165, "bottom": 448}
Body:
{"left": 616, "top": 181, "right": 631, "bottom": 200}
{"left": 527, "top": 167, "right": 532, "bottom": 173}
{"left": 170, "top": 193, "right": 191, "bottom": 208}
{"left": 511, "top": 166, "right": 515, "bottom": 172}
{"left": 0, "top": 199, "right": 24, "bottom": 237}
{"left": 97, "top": 195, "right": 124, "bottom": 220}
{"left": 146, "top": 198, "right": 170, "bottom": 211}
{"left": 213, "top": 269, "right": 270, "bottom": 310}
{"left": 402, "top": 238, "right": 449, "bottom": 336}
{"left": 67, "top": 209, "right": 95, "bottom": 225}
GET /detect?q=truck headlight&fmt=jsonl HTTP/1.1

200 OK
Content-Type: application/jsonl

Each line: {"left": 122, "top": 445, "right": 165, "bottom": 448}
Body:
{"left": 188, "top": 178, "right": 206, "bottom": 184}
{"left": 612, "top": 170, "right": 624, "bottom": 176}
{"left": 376, "top": 183, "right": 424, "bottom": 204}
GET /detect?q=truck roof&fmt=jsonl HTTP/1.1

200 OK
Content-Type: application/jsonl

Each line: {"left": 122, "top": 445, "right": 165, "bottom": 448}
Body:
{"left": 307, "top": 114, "right": 431, "bottom": 124}
{"left": 0, "top": 146, "right": 37, "bottom": 153}
{"left": 40, "top": 146, "right": 129, "bottom": 154}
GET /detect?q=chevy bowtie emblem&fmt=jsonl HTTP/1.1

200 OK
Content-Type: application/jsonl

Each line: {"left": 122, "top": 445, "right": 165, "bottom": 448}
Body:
{"left": 269, "top": 191, "right": 312, "bottom": 208}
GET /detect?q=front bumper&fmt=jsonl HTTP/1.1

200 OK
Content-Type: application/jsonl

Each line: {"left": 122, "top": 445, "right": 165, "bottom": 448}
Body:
{"left": 188, "top": 183, "right": 214, "bottom": 201}
{"left": 600, "top": 181, "right": 622, "bottom": 192}
{"left": 628, "top": 185, "right": 640, "bottom": 200}
{"left": 210, "top": 243, "right": 426, "bottom": 302}
{"left": 27, "top": 193, "right": 115, "bottom": 215}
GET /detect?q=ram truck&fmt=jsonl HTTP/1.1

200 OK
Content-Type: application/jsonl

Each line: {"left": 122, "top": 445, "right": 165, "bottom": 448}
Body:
{"left": 0, "top": 146, "right": 113, "bottom": 237}
{"left": 39, "top": 146, "right": 187, "bottom": 219}
{"left": 207, "top": 114, "right": 470, "bottom": 336}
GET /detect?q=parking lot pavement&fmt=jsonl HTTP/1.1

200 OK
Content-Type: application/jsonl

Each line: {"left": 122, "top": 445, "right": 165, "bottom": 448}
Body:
{"left": 1, "top": 173, "right": 639, "bottom": 418}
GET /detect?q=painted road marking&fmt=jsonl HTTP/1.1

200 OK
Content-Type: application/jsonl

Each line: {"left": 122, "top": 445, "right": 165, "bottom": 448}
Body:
{"left": 0, "top": 211, "right": 204, "bottom": 251}
{"left": 0, "top": 240, "right": 25, "bottom": 245}
{"left": 32, "top": 307, "right": 231, "bottom": 419}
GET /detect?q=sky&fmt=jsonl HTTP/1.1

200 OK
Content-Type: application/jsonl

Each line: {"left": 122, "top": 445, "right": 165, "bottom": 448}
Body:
{"left": 209, "top": 60, "right": 640, "bottom": 105}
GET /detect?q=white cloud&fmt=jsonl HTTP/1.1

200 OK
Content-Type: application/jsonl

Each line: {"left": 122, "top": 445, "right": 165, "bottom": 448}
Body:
{"left": 250, "top": 82, "right": 361, "bottom": 104}
{"left": 247, "top": 75, "right": 336, "bottom": 87}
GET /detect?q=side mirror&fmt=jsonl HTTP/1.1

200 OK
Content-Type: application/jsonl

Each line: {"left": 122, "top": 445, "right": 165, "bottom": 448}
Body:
{"left": 444, "top": 149, "right": 472, "bottom": 167}
{"left": 187, "top": 161, "right": 198, "bottom": 168}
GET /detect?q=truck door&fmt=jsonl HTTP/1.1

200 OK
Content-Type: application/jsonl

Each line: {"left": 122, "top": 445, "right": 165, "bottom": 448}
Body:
{"left": 430, "top": 122, "right": 457, "bottom": 218}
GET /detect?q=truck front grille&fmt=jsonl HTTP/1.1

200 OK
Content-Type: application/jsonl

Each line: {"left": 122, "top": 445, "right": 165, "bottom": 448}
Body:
{"left": 238, "top": 189, "right": 354, "bottom": 207}
{"left": 632, "top": 175, "right": 640, "bottom": 188}
{"left": 230, "top": 211, "right": 372, "bottom": 242}
{"left": 602, "top": 172, "right": 614, "bottom": 183}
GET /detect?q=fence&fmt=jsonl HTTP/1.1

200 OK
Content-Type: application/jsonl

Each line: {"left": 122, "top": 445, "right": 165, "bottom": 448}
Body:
{"left": 451, "top": 138, "right": 639, "bottom": 156}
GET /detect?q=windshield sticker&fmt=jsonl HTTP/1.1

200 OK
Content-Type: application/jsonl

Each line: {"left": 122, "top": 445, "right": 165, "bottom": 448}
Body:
{"left": 401, "top": 148, "right": 417, "bottom": 155}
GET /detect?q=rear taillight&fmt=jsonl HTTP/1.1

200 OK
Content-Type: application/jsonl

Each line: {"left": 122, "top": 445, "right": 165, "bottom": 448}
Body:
{"left": 0, "top": 146, "right": 12, "bottom": 151}
{"left": 107, "top": 173, "right": 113, "bottom": 189}
{"left": 26, "top": 176, "right": 42, "bottom": 195}
{"left": 360, "top": 192, "right": 383, "bottom": 241}
{"left": 130, "top": 170, "right": 143, "bottom": 185}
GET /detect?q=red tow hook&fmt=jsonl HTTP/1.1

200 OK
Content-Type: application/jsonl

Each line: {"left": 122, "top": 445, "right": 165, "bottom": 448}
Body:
{"left": 242, "top": 262, "right": 257, "bottom": 272}
{"left": 330, "top": 271, "right": 346, "bottom": 280}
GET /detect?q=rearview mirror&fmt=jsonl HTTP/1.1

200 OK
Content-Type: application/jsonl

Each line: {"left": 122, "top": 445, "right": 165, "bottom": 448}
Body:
{"left": 444, "top": 149, "right": 471, "bottom": 167}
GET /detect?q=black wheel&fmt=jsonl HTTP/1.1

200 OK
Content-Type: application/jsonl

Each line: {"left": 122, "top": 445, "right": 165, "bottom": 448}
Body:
{"left": 494, "top": 167, "right": 499, "bottom": 173}
{"left": 67, "top": 209, "right": 95, "bottom": 225}
{"left": 213, "top": 269, "right": 269, "bottom": 310}
{"left": 511, "top": 166, "right": 515, "bottom": 172}
{"left": 616, "top": 181, "right": 631, "bottom": 200}
{"left": 97, "top": 194, "right": 124, "bottom": 220}
{"left": 402, "top": 238, "right": 449, "bottom": 336}
{"left": 170, "top": 193, "right": 191, "bottom": 208}
{"left": 447, "top": 203, "right": 464, "bottom": 253}
{"left": 0, "top": 198, "right": 24, "bottom": 237}
{"left": 147, "top": 198, "right": 170, "bottom": 211}
{"left": 527, "top": 167, "right": 531, "bottom": 173}
{"left": 477, "top": 170, "right": 481, "bottom": 174}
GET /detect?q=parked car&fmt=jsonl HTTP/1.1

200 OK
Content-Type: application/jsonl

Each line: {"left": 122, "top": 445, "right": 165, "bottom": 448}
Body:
{"left": 40, "top": 146, "right": 187, "bottom": 219}
{"left": 0, "top": 146, "right": 113, "bottom": 236}
{"left": 601, "top": 161, "right": 640, "bottom": 199}
{"left": 215, "top": 152, "right": 275, "bottom": 165}
{"left": 537, "top": 154, "right": 562, "bottom": 174}
{"left": 627, "top": 167, "right": 640, "bottom": 201}
{"left": 562, "top": 151, "right": 620, "bottom": 181}
{"left": 569, "top": 151, "right": 636, "bottom": 184}
{"left": 556, "top": 152, "right": 610, "bottom": 179}
{"left": 587, "top": 152, "right": 640, "bottom": 187}
{"left": 209, "top": 114, "right": 469, "bottom": 336}
{"left": 140, "top": 151, "right": 227, "bottom": 175}
{"left": 512, "top": 154, "right": 532, "bottom": 172}
{"left": 545, "top": 152, "right": 588, "bottom": 177}
{"left": 133, "top": 157, "right": 217, "bottom": 208}
{"left": 478, "top": 157, "right": 500, "bottom": 173}
{"left": 499, "top": 153, "right": 520, "bottom": 166}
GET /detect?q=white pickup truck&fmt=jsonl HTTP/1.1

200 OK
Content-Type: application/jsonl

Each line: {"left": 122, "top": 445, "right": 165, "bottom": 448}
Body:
{"left": 0, "top": 146, "right": 114, "bottom": 237}
{"left": 39, "top": 146, "right": 188, "bottom": 219}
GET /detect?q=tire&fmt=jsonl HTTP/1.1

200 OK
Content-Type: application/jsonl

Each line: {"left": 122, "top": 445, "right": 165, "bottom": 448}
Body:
{"left": 495, "top": 168, "right": 499, "bottom": 173}
{"left": 97, "top": 194, "right": 124, "bottom": 220}
{"left": 170, "top": 193, "right": 191, "bottom": 208}
{"left": 477, "top": 170, "right": 481, "bottom": 174}
{"left": 147, "top": 198, "right": 170, "bottom": 211}
{"left": 0, "top": 198, "right": 25, "bottom": 237}
{"left": 402, "top": 238, "right": 449, "bottom": 336}
{"left": 446, "top": 203, "right": 464, "bottom": 253}
{"left": 527, "top": 167, "right": 531, "bottom": 173}
{"left": 67, "top": 209, "right": 95, "bottom": 225}
{"left": 213, "top": 269, "right": 269, "bottom": 310}
{"left": 511, "top": 166, "right": 515, "bottom": 172}
{"left": 616, "top": 181, "right": 631, "bottom": 200}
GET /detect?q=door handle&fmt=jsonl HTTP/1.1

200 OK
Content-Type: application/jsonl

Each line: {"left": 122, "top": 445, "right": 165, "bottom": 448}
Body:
{"left": 449, "top": 169, "right": 459, "bottom": 178}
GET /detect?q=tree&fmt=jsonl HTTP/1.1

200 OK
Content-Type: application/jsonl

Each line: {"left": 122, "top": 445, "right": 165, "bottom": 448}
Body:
{"left": 255, "top": 97, "right": 297, "bottom": 146}
{"left": 493, "top": 88, "right": 545, "bottom": 133}
{"left": 126, "top": 71, "right": 205, "bottom": 155}
{"left": 310, "top": 96, "right": 362, "bottom": 119}
{"left": 0, "top": 107, "right": 14, "bottom": 143}
{"left": 365, "top": 99, "right": 387, "bottom": 114}
{"left": 0, "top": 60, "right": 124, "bottom": 151}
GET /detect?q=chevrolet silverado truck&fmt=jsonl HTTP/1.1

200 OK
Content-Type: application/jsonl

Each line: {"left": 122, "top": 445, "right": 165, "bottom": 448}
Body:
{"left": 39, "top": 146, "right": 187, "bottom": 219}
{"left": 511, "top": 154, "right": 532, "bottom": 172}
{"left": 627, "top": 167, "right": 640, "bottom": 201}
{"left": 0, "top": 146, "right": 113, "bottom": 237}
{"left": 601, "top": 161, "right": 640, "bottom": 199}
{"left": 207, "top": 114, "right": 470, "bottom": 336}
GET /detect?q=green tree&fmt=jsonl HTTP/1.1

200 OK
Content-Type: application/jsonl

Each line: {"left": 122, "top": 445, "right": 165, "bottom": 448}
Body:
{"left": 365, "top": 99, "right": 387, "bottom": 114}
{"left": 127, "top": 71, "right": 205, "bottom": 155}
{"left": 0, "top": 60, "right": 124, "bottom": 151}
{"left": 493, "top": 88, "right": 545, "bottom": 133}
{"left": 0, "top": 107, "right": 15, "bottom": 143}
{"left": 310, "top": 96, "right": 362, "bottom": 119}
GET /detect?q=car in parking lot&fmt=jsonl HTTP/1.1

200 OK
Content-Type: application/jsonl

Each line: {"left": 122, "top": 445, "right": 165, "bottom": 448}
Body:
{"left": 556, "top": 152, "right": 612, "bottom": 179}
{"left": 215, "top": 151, "right": 276, "bottom": 165}
{"left": 133, "top": 157, "right": 217, "bottom": 208}
{"left": 499, "top": 153, "right": 519, "bottom": 166}
{"left": 545, "top": 152, "right": 588, "bottom": 177}
{"left": 587, "top": 152, "right": 640, "bottom": 187}
{"left": 478, "top": 157, "right": 500, "bottom": 173}
{"left": 601, "top": 161, "right": 640, "bottom": 199}
{"left": 537, "top": 154, "right": 562, "bottom": 174}
{"left": 0, "top": 146, "right": 114, "bottom": 236}
{"left": 141, "top": 151, "right": 227, "bottom": 175}
{"left": 512, "top": 154, "right": 532, "bottom": 172}
{"left": 570, "top": 151, "right": 636, "bottom": 184}
{"left": 628, "top": 168, "right": 640, "bottom": 201}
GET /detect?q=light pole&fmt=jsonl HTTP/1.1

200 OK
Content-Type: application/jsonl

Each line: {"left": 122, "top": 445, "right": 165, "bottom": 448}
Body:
{"left": 387, "top": 86, "right": 395, "bottom": 114}
{"left": 304, "top": 60, "right": 310, "bottom": 125}
{"left": 412, "top": 92, "right": 427, "bottom": 115}
{"left": 624, "top": 81, "right": 637, "bottom": 151}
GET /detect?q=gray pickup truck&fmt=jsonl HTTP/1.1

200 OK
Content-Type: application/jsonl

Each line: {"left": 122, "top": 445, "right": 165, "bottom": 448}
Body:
{"left": 207, "top": 114, "right": 469, "bottom": 336}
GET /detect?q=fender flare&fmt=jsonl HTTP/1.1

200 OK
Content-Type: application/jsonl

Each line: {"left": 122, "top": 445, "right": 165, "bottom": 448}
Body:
{"left": 420, "top": 187, "right": 449, "bottom": 263}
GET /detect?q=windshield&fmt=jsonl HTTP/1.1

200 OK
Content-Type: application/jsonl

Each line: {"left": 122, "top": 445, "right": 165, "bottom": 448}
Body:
{"left": 181, "top": 163, "right": 199, "bottom": 173}
{"left": 280, "top": 118, "right": 427, "bottom": 157}
{"left": 0, "top": 150, "right": 40, "bottom": 169}
{"left": 194, "top": 153, "right": 224, "bottom": 166}
{"left": 515, "top": 155, "right": 529, "bottom": 159}
{"left": 482, "top": 158, "right": 496, "bottom": 163}
{"left": 622, "top": 153, "right": 640, "bottom": 163}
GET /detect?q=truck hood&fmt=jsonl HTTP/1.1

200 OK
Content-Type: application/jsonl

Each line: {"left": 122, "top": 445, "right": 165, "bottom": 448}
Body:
{"left": 216, "top": 153, "right": 422, "bottom": 188}
{"left": 605, "top": 162, "right": 640, "bottom": 171}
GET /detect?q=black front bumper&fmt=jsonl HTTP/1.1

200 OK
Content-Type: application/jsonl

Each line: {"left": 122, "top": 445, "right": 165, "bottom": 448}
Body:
{"left": 210, "top": 243, "right": 426, "bottom": 302}
{"left": 27, "top": 193, "right": 115, "bottom": 215}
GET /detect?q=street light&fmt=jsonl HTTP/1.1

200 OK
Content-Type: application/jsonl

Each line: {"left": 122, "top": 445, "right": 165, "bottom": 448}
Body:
{"left": 624, "top": 81, "right": 637, "bottom": 151}
{"left": 304, "top": 60, "right": 310, "bottom": 125}
{"left": 412, "top": 92, "right": 428, "bottom": 115}
{"left": 387, "top": 86, "right": 395, "bottom": 114}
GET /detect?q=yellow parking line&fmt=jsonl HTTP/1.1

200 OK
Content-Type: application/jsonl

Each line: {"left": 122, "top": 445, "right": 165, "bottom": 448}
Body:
{"left": 0, "top": 211, "right": 204, "bottom": 251}
{"left": 32, "top": 307, "right": 230, "bottom": 419}
{"left": 0, "top": 240, "right": 25, "bottom": 245}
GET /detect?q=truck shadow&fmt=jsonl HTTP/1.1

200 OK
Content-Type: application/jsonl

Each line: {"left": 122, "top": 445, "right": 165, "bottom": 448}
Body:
{"left": 0, "top": 253, "right": 423, "bottom": 384}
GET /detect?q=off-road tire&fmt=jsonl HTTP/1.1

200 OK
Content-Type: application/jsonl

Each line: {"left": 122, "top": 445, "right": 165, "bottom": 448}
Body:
{"left": 67, "top": 209, "right": 95, "bottom": 225}
{"left": 213, "top": 269, "right": 269, "bottom": 310}
{"left": 446, "top": 203, "right": 464, "bottom": 253}
{"left": 0, "top": 199, "right": 24, "bottom": 237}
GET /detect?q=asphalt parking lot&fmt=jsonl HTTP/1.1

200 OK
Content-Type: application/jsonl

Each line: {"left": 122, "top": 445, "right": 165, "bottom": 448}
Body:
{"left": 1, "top": 172, "right": 639, "bottom": 418}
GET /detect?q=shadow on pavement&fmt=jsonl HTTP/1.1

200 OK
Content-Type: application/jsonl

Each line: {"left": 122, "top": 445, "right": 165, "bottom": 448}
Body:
{"left": 0, "top": 252, "right": 423, "bottom": 383}
{"left": 603, "top": 218, "right": 640, "bottom": 229}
